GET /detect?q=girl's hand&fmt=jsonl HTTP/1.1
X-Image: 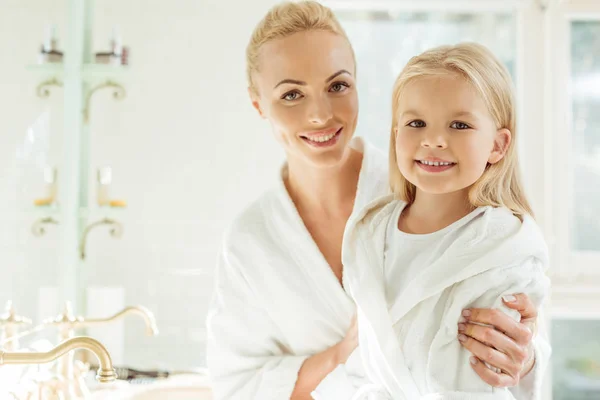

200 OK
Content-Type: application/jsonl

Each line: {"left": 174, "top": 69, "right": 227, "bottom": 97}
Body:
{"left": 457, "top": 293, "right": 537, "bottom": 387}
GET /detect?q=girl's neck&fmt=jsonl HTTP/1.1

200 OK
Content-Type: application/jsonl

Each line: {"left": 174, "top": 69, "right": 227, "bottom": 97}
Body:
{"left": 285, "top": 149, "right": 363, "bottom": 218}
{"left": 399, "top": 189, "right": 475, "bottom": 234}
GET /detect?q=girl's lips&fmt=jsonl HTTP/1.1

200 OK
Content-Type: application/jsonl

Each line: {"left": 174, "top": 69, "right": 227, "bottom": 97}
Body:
{"left": 415, "top": 160, "right": 456, "bottom": 173}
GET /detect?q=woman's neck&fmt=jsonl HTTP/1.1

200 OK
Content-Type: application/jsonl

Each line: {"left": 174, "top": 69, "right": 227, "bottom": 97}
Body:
{"left": 400, "top": 189, "right": 474, "bottom": 234}
{"left": 285, "top": 149, "right": 362, "bottom": 218}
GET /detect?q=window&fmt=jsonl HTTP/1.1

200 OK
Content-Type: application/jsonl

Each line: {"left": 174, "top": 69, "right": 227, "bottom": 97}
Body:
{"left": 570, "top": 21, "right": 600, "bottom": 252}
{"left": 337, "top": 10, "right": 516, "bottom": 150}
{"left": 331, "top": 1, "right": 600, "bottom": 398}
{"left": 552, "top": 318, "right": 600, "bottom": 400}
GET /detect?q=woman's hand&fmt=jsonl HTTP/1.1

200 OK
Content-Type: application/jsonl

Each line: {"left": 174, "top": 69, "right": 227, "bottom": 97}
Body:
{"left": 457, "top": 293, "right": 538, "bottom": 387}
{"left": 335, "top": 314, "right": 359, "bottom": 365}
{"left": 291, "top": 314, "right": 359, "bottom": 400}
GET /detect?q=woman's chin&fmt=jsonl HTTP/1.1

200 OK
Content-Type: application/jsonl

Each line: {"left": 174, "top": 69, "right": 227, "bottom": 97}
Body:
{"left": 304, "top": 144, "right": 353, "bottom": 168}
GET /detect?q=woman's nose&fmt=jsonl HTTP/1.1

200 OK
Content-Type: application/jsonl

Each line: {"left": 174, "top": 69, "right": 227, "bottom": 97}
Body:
{"left": 307, "top": 95, "right": 333, "bottom": 125}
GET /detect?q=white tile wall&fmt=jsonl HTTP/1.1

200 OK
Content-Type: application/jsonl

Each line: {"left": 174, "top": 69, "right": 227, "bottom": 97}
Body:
{"left": 0, "top": 0, "right": 282, "bottom": 369}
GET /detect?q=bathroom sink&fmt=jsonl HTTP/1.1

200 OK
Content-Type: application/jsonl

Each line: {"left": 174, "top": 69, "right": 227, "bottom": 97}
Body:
{"left": 126, "top": 387, "right": 212, "bottom": 400}
{"left": 91, "top": 374, "right": 212, "bottom": 400}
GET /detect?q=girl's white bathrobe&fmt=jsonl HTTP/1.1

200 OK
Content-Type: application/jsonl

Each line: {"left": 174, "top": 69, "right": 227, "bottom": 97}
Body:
{"left": 312, "top": 196, "right": 551, "bottom": 400}
{"left": 206, "top": 137, "right": 550, "bottom": 400}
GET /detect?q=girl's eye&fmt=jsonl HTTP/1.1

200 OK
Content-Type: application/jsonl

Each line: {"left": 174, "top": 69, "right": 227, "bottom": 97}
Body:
{"left": 282, "top": 91, "right": 302, "bottom": 101}
{"left": 407, "top": 120, "right": 426, "bottom": 128}
{"left": 451, "top": 121, "right": 471, "bottom": 130}
{"left": 330, "top": 82, "right": 350, "bottom": 92}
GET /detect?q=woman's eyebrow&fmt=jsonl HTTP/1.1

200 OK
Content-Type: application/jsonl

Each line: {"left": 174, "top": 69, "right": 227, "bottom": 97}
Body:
{"left": 274, "top": 79, "right": 306, "bottom": 89}
{"left": 274, "top": 69, "right": 352, "bottom": 89}
{"left": 326, "top": 69, "right": 351, "bottom": 82}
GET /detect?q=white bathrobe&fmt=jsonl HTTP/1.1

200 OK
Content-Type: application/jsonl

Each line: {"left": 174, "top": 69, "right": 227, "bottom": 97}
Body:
{"left": 312, "top": 196, "right": 551, "bottom": 400}
{"left": 206, "top": 137, "right": 550, "bottom": 400}
{"left": 206, "top": 138, "right": 389, "bottom": 400}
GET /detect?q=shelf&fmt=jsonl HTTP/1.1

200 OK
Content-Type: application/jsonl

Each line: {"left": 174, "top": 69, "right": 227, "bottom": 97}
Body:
{"left": 26, "top": 63, "right": 63, "bottom": 76}
{"left": 83, "top": 64, "right": 129, "bottom": 79}
{"left": 29, "top": 204, "right": 60, "bottom": 216}
{"left": 27, "top": 63, "right": 129, "bottom": 80}
{"left": 28, "top": 205, "right": 126, "bottom": 219}
{"left": 80, "top": 206, "right": 127, "bottom": 219}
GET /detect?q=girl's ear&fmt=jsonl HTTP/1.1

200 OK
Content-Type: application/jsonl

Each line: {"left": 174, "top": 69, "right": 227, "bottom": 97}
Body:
{"left": 488, "top": 128, "right": 511, "bottom": 164}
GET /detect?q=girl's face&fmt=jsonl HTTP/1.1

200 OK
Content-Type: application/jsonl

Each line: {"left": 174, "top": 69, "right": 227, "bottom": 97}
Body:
{"left": 394, "top": 73, "right": 511, "bottom": 196}
{"left": 250, "top": 30, "right": 358, "bottom": 168}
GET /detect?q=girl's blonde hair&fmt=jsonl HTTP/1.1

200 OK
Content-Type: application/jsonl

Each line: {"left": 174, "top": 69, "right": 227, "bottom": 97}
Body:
{"left": 389, "top": 42, "right": 533, "bottom": 217}
{"left": 246, "top": 1, "right": 354, "bottom": 94}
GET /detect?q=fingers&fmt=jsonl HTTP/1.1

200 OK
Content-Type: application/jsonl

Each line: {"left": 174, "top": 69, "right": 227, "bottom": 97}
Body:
{"left": 346, "top": 314, "right": 359, "bottom": 344}
{"left": 463, "top": 308, "right": 532, "bottom": 347}
{"left": 458, "top": 333, "right": 522, "bottom": 379}
{"left": 337, "top": 315, "right": 359, "bottom": 364}
{"left": 458, "top": 322, "right": 528, "bottom": 366}
{"left": 469, "top": 357, "right": 519, "bottom": 388}
{"left": 502, "top": 293, "right": 538, "bottom": 320}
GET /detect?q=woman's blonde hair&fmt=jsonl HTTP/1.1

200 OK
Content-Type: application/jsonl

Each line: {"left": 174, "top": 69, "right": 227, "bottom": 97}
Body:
{"left": 246, "top": 1, "right": 354, "bottom": 94}
{"left": 389, "top": 42, "right": 533, "bottom": 217}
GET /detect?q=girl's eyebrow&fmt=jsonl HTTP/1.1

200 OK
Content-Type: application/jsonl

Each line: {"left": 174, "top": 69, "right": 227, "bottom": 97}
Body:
{"left": 452, "top": 111, "right": 478, "bottom": 119}
{"left": 400, "top": 110, "right": 421, "bottom": 118}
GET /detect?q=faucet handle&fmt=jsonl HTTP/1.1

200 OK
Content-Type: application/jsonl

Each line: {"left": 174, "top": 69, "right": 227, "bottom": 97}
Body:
{"left": 0, "top": 301, "right": 33, "bottom": 326}
{"left": 43, "top": 301, "right": 84, "bottom": 328}
{"left": 1, "top": 301, "right": 33, "bottom": 351}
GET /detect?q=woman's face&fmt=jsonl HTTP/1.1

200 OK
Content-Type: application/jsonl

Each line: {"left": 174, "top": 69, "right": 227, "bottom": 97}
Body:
{"left": 250, "top": 30, "right": 358, "bottom": 168}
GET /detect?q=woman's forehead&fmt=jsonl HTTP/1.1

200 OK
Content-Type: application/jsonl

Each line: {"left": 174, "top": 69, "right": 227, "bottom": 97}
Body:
{"left": 257, "top": 31, "right": 355, "bottom": 84}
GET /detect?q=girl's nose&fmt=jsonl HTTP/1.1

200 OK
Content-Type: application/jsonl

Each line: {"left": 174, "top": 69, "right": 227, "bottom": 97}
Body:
{"left": 421, "top": 131, "right": 448, "bottom": 149}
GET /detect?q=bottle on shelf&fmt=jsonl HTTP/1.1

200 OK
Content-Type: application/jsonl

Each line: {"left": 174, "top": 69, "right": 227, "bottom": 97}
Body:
{"left": 97, "top": 166, "right": 127, "bottom": 208}
{"left": 97, "top": 166, "right": 112, "bottom": 206}
{"left": 33, "top": 166, "right": 58, "bottom": 207}
{"left": 95, "top": 26, "right": 127, "bottom": 66}
{"left": 38, "top": 24, "right": 63, "bottom": 64}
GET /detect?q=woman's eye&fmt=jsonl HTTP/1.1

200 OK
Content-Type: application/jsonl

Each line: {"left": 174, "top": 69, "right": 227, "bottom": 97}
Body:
{"left": 408, "top": 120, "right": 426, "bottom": 128}
{"left": 282, "top": 91, "right": 302, "bottom": 101}
{"left": 451, "top": 121, "right": 471, "bottom": 130}
{"left": 330, "top": 82, "right": 349, "bottom": 92}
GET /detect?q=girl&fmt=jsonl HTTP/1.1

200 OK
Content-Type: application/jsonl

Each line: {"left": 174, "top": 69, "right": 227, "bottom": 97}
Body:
{"left": 312, "top": 43, "right": 550, "bottom": 400}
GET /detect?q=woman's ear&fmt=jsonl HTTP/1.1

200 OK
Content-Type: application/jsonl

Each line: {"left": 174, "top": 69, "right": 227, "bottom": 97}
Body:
{"left": 248, "top": 87, "right": 266, "bottom": 119}
{"left": 488, "top": 128, "right": 511, "bottom": 164}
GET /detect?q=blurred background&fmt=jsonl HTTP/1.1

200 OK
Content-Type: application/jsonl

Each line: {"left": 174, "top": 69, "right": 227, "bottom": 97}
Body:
{"left": 0, "top": 0, "right": 598, "bottom": 399}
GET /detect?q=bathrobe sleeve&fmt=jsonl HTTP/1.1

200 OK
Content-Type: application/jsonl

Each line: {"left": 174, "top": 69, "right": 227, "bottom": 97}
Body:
{"left": 423, "top": 258, "right": 551, "bottom": 400}
{"left": 508, "top": 310, "right": 552, "bottom": 400}
{"left": 206, "top": 249, "right": 308, "bottom": 400}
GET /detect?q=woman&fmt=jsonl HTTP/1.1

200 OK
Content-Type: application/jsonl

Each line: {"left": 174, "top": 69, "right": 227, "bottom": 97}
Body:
{"left": 206, "top": 2, "right": 550, "bottom": 399}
